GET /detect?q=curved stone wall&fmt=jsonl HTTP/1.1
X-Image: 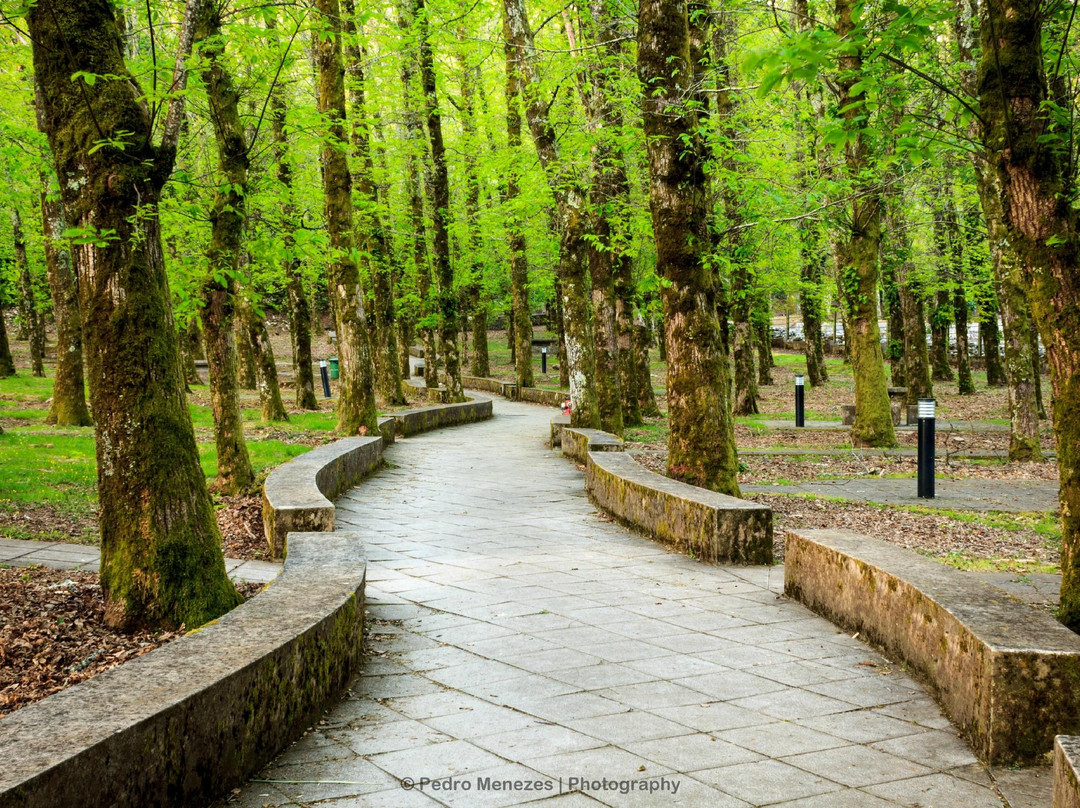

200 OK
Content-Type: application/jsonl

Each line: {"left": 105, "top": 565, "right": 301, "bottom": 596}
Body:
{"left": 0, "top": 532, "right": 367, "bottom": 808}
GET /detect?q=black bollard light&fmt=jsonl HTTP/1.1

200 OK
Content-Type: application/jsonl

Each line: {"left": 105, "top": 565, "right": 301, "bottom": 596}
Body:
{"left": 319, "top": 360, "right": 331, "bottom": 399}
{"left": 917, "top": 397, "right": 936, "bottom": 498}
{"left": 795, "top": 374, "right": 805, "bottom": 428}
{"left": 541, "top": 346, "right": 548, "bottom": 374}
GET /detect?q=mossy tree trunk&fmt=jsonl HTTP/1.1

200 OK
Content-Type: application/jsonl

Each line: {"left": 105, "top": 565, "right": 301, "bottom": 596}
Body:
{"left": 237, "top": 296, "right": 288, "bottom": 423}
{"left": 503, "top": 38, "right": 534, "bottom": 390}
{"left": 410, "top": 0, "right": 463, "bottom": 401}
{"left": 1031, "top": 328, "right": 1046, "bottom": 420}
{"left": 553, "top": 277, "right": 570, "bottom": 389}
{"left": 929, "top": 289, "right": 954, "bottom": 382}
{"left": 11, "top": 211, "right": 45, "bottom": 377}
{"left": 937, "top": 178, "right": 975, "bottom": 393}
{"left": 977, "top": 0, "right": 1080, "bottom": 627}
{"left": 39, "top": 178, "right": 92, "bottom": 425}
{"left": 343, "top": 3, "right": 406, "bottom": 406}
{"left": 615, "top": 256, "right": 642, "bottom": 425}
{"left": 28, "top": 0, "right": 240, "bottom": 630}
{"left": 0, "top": 297, "right": 14, "bottom": 377}
{"left": 835, "top": 0, "right": 895, "bottom": 447}
{"left": 793, "top": 0, "right": 828, "bottom": 387}
{"left": 180, "top": 318, "right": 204, "bottom": 388}
{"left": 267, "top": 32, "right": 318, "bottom": 411}
{"left": 633, "top": 311, "right": 660, "bottom": 417}
{"left": 755, "top": 315, "right": 774, "bottom": 386}
{"left": 639, "top": 0, "right": 739, "bottom": 494}
{"left": 981, "top": 309, "right": 1006, "bottom": 386}
{"left": 195, "top": 1, "right": 255, "bottom": 494}
{"left": 314, "top": 0, "right": 379, "bottom": 435}
{"left": 504, "top": 0, "right": 599, "bottom": 427}
{"left": 397, "top": 22, "right": 440, "bottom": 392}
{"left": 575, "top": 0, "right": 627, "bottom": 435}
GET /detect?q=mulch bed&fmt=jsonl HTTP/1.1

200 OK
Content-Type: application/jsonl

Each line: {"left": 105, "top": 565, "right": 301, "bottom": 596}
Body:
{"left": 217, "top": 493, "right": 270, "bottom": 562}
{"left": 0, "top": 566, "right": 263, "bottom": 717}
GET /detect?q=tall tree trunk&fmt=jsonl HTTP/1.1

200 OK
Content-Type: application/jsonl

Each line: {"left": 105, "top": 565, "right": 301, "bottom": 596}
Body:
{"left": 835, "top": 0, "right": 895, "bottom": 447}
{"left": 576, "top": 0, "right": 626, "bottom": 435}
{"left": 236, "top": 326, "right": 257, "bottom": 390}
{"left": 398, "top": 37, "right": 439, "bottom": 391}
{"left": 639, "top": 0, "right": 739, "bottom": 494}
{"left": 1031, "top": 328, "right": 1046, "bottom": 420}
{"left": 341, "top": 3, "right": 405, "bottom": 406}
{"left": 553, "top": 277, "right": 570, "bottom": 389}
{"left": 40, "top": 179, "right": 91, "bottom": 425}
{"left": 238, "top": 297, "right": 288, "bottom": 422}
{"left": 504, "top": 0, "right": 599, "bottom": 427}
{"left": 0, "top": 299, "right": 14, "bottom": 377}
{"left": 195, "top": 2, "right": 255, "bottom": 494}
{"left": 11, "top": 211, "right": 45, "bottom": 377}
{"left": 953, "top": 0, "right": 1040, "bottom": 456}
{"left": 978, "top": 0, "right": 1080, "bottom": 625}
{"left": 615, "top": 255, "right": 642, "bottom": 425}
{"left": 503, "top": 46, "right": 534, "bottom": 390}
{"left": 633, "top": 311, "right": 660, "bottom": 417}
{"left": 940, "top": 178, "right": 975, "bottom": 394}
{"left": 882, "top": 163, "right": 925, "bottom": 397}
{"left": 29, "top": 0, "right": 240, "bottom": 629}
{"left": 268, "top": 25, "right": 318, "bottom": 411}
{"left": 180, "top": 319, "right": 204, "bottom": 388}
{"left": 409, "top": 0, "right": 463, "bottom": 401}
{"left": 314, "top": 0, "right": 379, "bottom": 434}
{"left": 981, "top": 310, "right": 1006, "bottom": 386}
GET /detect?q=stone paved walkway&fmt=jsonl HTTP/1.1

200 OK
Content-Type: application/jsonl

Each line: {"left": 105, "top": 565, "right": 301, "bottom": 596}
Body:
{"left": 742, "top": 478, "right": 1058, "bottom": 513}
{"left": 0, "top": 538, "right": 281, "bottom": 584}
{"left": 224, "top": 399, "right": 1048, "bottom": 807}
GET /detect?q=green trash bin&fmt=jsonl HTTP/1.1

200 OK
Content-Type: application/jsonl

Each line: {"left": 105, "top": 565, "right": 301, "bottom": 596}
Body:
{"left": 328, "top": 357, "right": 340, "bottom": 379}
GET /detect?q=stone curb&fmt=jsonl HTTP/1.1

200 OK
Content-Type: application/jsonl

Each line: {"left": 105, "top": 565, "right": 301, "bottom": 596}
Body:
{"left": 1055, "top": 736, "right": 1080, "bottom": 807}
{"left": 394, "top": 396, "right": 493, "bottom": 437}
{"left": 0, "top": 531, "right": 366, "bottom": 808}
{"left": 785, "top": 528, "right": 1080, "bottom": 766}
{"left": 552, "top": 420, "right": 772, "bottom": 565}
{"left": 461, "top": 375, "right": 566, "bottom": 408}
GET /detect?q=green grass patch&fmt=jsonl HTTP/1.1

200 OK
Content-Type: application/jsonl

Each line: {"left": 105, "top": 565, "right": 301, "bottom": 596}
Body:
{"left": 925, "top": 551, "right": 1059, "bottom": 575}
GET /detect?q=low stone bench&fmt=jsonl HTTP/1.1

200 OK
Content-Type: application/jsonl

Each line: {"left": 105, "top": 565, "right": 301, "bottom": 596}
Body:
{"left": 518, "top": 386, "right": 567, "bottom": 408}
{"left": 560, "top": 427, "right": 624, "bottom": 464}
{"left": 394, "top": 397, "right": 493, "bottom": 438}
{"left": 262, "top": 437, "right": 383, "bottom": 558}
{"left": 0, "top": 531, "right": 367, "bottom": 808}
{"left": 785, "top": 529, "right": 1080, "bottom": 765}
{"left": 426, "top": 385, "right": 450, "bottom": 403}
{"left": 1056, "top": 737, "right": 1080, "bottom": 808}
{"left": 462, "top": 375, "right": 517, "bottom": 399}
{"left": 586, "top": 451, "right": 773, "bottom": 564}
{"left": 840, "top": 403, "right": 901, "bottom": 426}
{"left": 550, "top": 415, "right": 571, "bottom": 447}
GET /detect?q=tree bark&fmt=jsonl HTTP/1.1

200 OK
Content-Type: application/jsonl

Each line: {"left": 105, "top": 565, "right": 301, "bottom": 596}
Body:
{"left": 238, "top": 297, "right": 288, "bottom": 422}
{"left": 633, "top": 310, "right": 660, "bottom": 417}
{"left": 755, "top": 316, "right": 774, "bottom": 386}
{"left": 504, "top": 0, "right": 599, "bottom": 427}
{"left": 180, "top": 318, "right": 204, "bottom": 388}
{"left": 268, "top": 27, "right": 318, "bottom": 411}
{"left": 314, "top": 0, "right": 379, "bottom": 435}
{"left": 978, "top": 0, "right": 1080, "bottom": 625}
{"left": 195, "top": 1, "right": 255, "bottom": 494}
{"left": 409, "top": 0, "right": 463, "bottom": 401}
{"left": 0, "top": 298, "right": 13, "bottom": 377}
{"left": 576, "top": 0, "right": 626, "bottom": 435}
{"left": 615, "top": 253, "right": 642, "bottom": 425}
{"left": 835, "top": 0, "right": 895, "bottom": 447}
{"left": 29, "top": 0, "right": 240, "bottom": 630}
{"left": 503, "top": 40, "right": 534, "bottom": 390}
{"left": 11, "top": 211, "right": 45, "bottom": 377}
{"left": 639, "top": 0, "right": 739, "bottom": 494}
{"left": 341, "top": 4, "right": 405, "bottom": 406}
{"left": 40, "top": 180, "right": 92, "bottom": 425}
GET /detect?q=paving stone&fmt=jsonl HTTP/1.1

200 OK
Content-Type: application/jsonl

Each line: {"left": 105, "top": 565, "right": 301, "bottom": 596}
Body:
{"left": 718, "top": 721, "right": 850, "bottom": 757}
{"left": 782, "top": 745, "right": 933, "bottom": 787}
{"left": 863, "top": 772, "right": 1006, "bottom": 806}
{"left": 693, "top": 758, "right": 843, "bottom": 804}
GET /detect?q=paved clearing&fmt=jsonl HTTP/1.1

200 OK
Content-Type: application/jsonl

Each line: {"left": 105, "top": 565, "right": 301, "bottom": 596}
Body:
{"left": 741, "top": 478, "right": 1059, "bottom": 513}
{"left": 223, "top": 399, "right": 1049, "bottom": 807}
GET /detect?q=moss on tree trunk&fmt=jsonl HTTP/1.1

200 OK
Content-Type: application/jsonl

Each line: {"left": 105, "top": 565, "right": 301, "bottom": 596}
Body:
{"left": 639, "top": 0, "right": 739, "bottom": 494}
{"left": 11, "top": 211, "right": 45, "bottom": 378}
{"left": 28, "top": 0, "right": 240, "bottom": 630}
{"left": 196, "top": 1, "right": 255, "bottom": 494}
{"left": 40, "top": 180, "right": 92, "bottom": 426}
{"left": 314, "top": 0, "right": 380, "bottom": 435}
{"left": 180, "top": 319, "right": 204, "bottom": 389}
{"left": 238, "top": 297, "right": 288, "bottom": 423}
{"left": 0, "top": 298, "right": 14, "bottom": 378}
{"left": 978, "top": 0, "right": 1080, "bottom": 626}
{"left": 504, "top": 0, "right": 599, "bottom": 427}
